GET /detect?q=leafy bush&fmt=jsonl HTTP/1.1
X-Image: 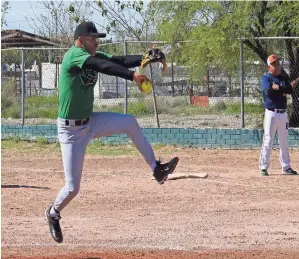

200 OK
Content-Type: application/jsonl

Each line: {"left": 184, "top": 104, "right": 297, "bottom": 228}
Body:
{"left": 24, "top": 95, "right": 58, "bottom": 118}
{"left": 3, "top": 106, "right": 20, "bottom": 118}
{"left": 2, "top": 88, "right": 265, "bottom": 121}
{"left": 1, "top": 78, "right": 19, "bottom": 118}
{"left": 213, "top": 101, "right": 227, "bottom": 111}
{"left": 128, "top": 101, "right": 151, "bottom": 116}
{"left": 225, "top": 102, "right": 263, "bottom": 114}
{"left": 95, "top": 100, "right": 152, "bottom": 116}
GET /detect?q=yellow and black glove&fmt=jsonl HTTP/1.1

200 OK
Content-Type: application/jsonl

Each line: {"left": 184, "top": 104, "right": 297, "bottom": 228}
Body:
{"left": 140, "top": 45, "right": 167, "bottom": 75}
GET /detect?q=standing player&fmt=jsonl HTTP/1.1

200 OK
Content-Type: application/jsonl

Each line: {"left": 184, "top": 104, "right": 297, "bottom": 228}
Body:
{"left": 259, "top": 54, "right": 298, "bottom": 176}
{"left": 45, "top": 21, "right": 179, "bottom": 243}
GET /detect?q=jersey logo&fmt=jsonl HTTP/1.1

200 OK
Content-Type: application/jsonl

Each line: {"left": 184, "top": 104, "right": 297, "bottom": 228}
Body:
{"left": 79, "top": 69, "right": 98, "bottom": 87}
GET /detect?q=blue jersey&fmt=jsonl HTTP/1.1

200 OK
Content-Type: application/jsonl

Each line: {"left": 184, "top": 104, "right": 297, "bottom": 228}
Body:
{"left": 260, "top": 72, "right": 292, "bottom": 110}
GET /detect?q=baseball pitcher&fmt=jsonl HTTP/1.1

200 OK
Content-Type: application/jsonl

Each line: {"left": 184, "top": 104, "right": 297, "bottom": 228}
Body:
{"left": 45, "top": 21, "right": 179, "bottom": 243}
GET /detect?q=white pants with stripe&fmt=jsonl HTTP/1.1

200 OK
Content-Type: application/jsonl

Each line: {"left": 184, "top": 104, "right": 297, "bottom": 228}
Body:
{"left": 53, "top": 112, "right": 157, "bottom": 212}
{"left": 259, "top": 109, "right": 291, "bottom": 172}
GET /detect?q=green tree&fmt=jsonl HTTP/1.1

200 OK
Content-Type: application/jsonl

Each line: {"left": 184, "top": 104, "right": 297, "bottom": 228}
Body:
{"left": 151, "top": 1, "right": 299, "bottom": 127}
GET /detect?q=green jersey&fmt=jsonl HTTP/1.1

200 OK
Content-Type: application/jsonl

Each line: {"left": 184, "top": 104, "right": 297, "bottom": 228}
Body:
{"left": 58, "top": 46, "right": 112, "bottom": 119}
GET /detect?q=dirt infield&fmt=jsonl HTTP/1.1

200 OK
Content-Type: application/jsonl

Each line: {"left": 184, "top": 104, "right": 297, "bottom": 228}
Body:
{"left": 2, "top": 146, "right": 299, "bottom": 259}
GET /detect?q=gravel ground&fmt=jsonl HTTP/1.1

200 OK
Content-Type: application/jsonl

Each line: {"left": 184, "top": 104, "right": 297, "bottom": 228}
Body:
{"left": 2, "top": 148, "right": 299, "bottom": 259}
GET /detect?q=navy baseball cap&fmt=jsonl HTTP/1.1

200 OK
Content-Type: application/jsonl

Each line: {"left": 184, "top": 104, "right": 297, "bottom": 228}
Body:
{"left": 74, "top": 21, "right": 106, "bottom": 40}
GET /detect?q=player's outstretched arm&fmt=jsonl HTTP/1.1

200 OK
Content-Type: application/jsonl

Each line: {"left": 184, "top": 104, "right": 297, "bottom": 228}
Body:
{"left": 95, "top": 46, "right": 167, "bottom": 70}
{"left": 95, "top": 51, "right": 142, "bottom": 68}
{"left": 82, "top": 57, "right": 150, "bottom": 90}
{"left": 83, "top": 56, "right": 136, "bottom": 80}
{"left": 110, "top": 55, "right": 143, "bottom": 68}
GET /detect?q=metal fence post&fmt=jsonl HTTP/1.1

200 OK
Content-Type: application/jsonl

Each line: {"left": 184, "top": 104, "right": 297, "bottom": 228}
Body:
{"left": 149, "top": 64, "right": 160, "bottom": 128}
{"left": 240, "top": 40, "right": 245, "bottom": 128}
{"left": 171, "top": 61, "right": 175, "bottom": 97}
{"left": 124, "top": 40, "right": 128, "bottom": 114}
{"left": 21, "top": 48, "right": 25, "bottom": 126}
{"left": 48, "top": 49, "right": 51, "bottom": 63}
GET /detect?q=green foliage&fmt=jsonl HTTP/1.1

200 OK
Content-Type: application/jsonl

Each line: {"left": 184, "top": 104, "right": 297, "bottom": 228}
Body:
{"left": 95, "top": 101, "right": 152, "bottom": 116}
{"left": 128, "top": 101, "right": 151, "bottom": 116}
{"left": 96, "top": 103, "right": 123, "bottom": 114}
{"left": 25, "top": 95, "right": 59, "bottom": 106}
{"left": 2, "top": 139, "right": 178, "bottom": 156}
{"left": 35, "top": 136, "right": 48, "bottom": 145}
{"left": 5, "top": 136, "right": 21, "bottom": 143}
{"left": 2, "top": 87, "right": 265, "bottom": 120}
{"left": 1, "top": 49, "right": 51, "bottom": 66}
{"left": 214, "top": 101, "right": 227, "bottom": 112}
{"left": 1, "top": 78, "right": 17, "bottom": 108}
{"left": 151, "top": 1, "right": 299, "bottom": 77}
{"left": 99, "top": 43, "right": 124, "bottom": 56}
{"left": 1, "top": 78, "right": 20, "bottom": 118}
{"left": 3, "top": 106, "right": 20, "bottom": 118}
{"left": 225, "top": 103, "right": 264, "bottom": 115}
{"left": 150, "top": 1, "right": 299, "bottom": 126}
{"left": 24, "top": 95, "right": 59, "bottom": 119}
{"left": 2, "top": 93, "right": 59, "bottom": 119}
{"left": 68, "top": 4, "right": 75, "bottom": 13}
{"left": 95, "top": 97, "right": 263, "bottom": 117}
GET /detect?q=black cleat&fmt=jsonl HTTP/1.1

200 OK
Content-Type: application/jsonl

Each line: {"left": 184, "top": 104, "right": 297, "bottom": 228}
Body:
{"left": 260, "top": 169, "right": 269, "bottom": 176}
{"left": 153, "top": 157, "right": 179, "bottom": 184}
{"left": 45, "top": 206, "right": 63, "bottom": 243}
{"left": 283, "top": 168, "right": 297, "bottom": 175}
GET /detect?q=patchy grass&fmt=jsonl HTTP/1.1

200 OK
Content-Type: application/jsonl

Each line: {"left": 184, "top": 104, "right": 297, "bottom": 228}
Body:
{"left": 1, "top": 140, "right": 177, "bottom": 156}
{"left": 225, "top": 102, "right": 264, "bottom": 114}
{"left": 2, "top": 92, "right": 263, "bottom": 119}
{"left": 1, "top": 139, "right": 60, "bottom": 156}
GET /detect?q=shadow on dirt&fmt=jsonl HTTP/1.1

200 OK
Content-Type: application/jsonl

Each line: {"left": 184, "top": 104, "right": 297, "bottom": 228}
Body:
{"left": 1, "top": 185, "right": 50, "bottom": 189}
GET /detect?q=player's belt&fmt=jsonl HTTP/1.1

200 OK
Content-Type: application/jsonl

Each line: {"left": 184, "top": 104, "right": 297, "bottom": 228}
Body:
{"left": 267, "top": 108, "right": 286, "bottom": 114}
{"left": 64, "top": 117, "right": 90, "bottom": 126}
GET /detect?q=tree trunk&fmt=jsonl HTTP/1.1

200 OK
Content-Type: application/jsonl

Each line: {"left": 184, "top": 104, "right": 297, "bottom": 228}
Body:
{"left": 287, "top": 40, "right": 299, "bottom": 128}
{"left": 289, "top": 66, "right": 299, "bottom": 127}
{"left": 289, "top": 86, "right": 299, "bottom": 127}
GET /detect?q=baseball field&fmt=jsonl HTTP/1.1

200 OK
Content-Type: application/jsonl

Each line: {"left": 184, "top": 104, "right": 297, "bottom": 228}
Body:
{"left": 2, "top": 141, "right": 299, "bottom": 259}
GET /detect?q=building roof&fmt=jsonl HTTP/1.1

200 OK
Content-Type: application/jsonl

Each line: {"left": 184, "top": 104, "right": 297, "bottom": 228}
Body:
{"left": 1, "top": 29, "right": 59, "bottom": 48}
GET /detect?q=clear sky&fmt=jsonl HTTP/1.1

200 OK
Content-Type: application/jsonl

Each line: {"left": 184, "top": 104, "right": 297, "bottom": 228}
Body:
{"left": 2, "top": 1, "right": 50, "bottom": 32}
{"left": 2, "top": 0, "right": 149, "bottom": 35}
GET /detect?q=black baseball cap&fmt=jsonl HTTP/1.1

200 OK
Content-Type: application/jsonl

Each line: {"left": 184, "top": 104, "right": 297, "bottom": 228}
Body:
{"left": 74, "top": 21, "right": 106, "bottom": 40}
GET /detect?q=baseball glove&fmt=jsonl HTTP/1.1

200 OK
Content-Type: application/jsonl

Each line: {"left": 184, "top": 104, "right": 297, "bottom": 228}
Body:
{"left": 140, "top": 45, "right": 167, "bottom": 75}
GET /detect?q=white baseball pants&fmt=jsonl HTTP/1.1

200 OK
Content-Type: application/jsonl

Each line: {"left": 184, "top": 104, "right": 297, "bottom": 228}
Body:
{"left": 259, "top": 109, "right": 291, "bottom": 172}
{"left": 53, "top": 112, "right": 157, "bottom": 212}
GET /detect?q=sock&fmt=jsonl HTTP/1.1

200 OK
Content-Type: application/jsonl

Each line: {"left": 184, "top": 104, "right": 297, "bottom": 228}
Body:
{"left": 50, "top": 206, "right": 60, "bottom": 217}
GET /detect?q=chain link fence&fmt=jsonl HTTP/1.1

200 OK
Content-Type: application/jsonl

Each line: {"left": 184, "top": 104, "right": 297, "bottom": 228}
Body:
{"left": 2, "top": 39, "right": 298, "bottom": 128}
{"left": 241, "top": 38, "right": 299, "bottom": 128}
